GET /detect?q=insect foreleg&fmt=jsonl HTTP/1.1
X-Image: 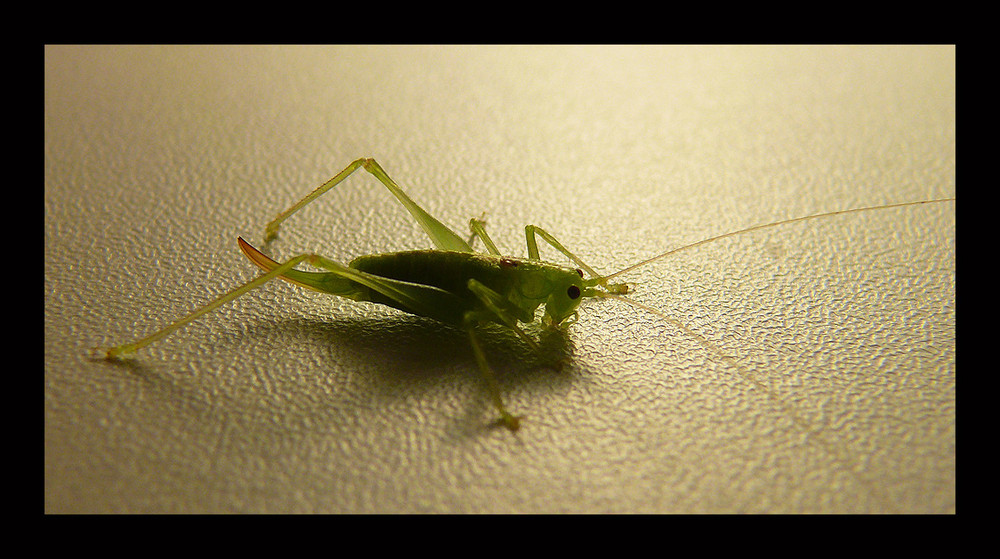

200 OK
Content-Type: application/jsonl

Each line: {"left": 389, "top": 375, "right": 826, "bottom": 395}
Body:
{"left": 265, "top": 158, "right": 473, "bottom": 253}
{"left": 525, "top": 225, "right": 626, "bottom": 292}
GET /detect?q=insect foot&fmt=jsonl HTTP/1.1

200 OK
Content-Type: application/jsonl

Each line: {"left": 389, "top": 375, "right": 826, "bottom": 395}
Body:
{"left": 609, "top": 283, "right": 631, "bottom": 295}
{"left": 497, "top": 412, "right": 523, "bottom": 432}
{"left": 90, "top": 346, "right": 125, "bottom": 360}
{"left": 263, "top": 223, "right": 281, "bottom": 243}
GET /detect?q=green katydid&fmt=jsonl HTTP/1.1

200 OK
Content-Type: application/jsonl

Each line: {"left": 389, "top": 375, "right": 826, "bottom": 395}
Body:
{"left": 94, "top": 157, "right": 955, "bottom": 432}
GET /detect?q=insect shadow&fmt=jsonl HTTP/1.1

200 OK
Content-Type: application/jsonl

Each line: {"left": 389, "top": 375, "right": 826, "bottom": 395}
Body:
{"left": 234, "top": 311, "right": 578, "bottom": 426}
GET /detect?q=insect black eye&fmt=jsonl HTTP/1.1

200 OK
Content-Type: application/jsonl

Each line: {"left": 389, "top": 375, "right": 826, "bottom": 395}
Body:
{"left": 567, "top": 285, "right": 581, "bottom": 300}
{"left": 575, "top": 269, "right": 584, "bottom": 278}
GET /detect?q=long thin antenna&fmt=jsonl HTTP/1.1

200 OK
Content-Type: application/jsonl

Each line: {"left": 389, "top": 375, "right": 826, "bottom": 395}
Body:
{"left": 595, "top": 291, "right": 901, "bottom": 512}
{"left": 601, "top": 198, "right": 955, "bottom": 282}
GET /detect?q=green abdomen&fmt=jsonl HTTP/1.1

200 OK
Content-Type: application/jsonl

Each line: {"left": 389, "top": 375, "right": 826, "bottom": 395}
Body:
{"left": 352, "top": 251, "right": 511, "bottom": 292}
{"left": 349, "top": 251, "right": 513, "bottom": 321}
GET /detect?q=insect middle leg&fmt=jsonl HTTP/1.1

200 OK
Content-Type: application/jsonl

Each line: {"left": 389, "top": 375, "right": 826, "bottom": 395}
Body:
{"left": 468, "top": 215, "right": 501, "bottom": 255}
{"left": 466, "top": 279, "right": 539, "bottom": 352}
{"left": 296, "top": 261, "right": 526, "bottom": 431}
{"left": 463, "top": 278, "right": 573, "bottom": 431}
{"left": 463, "top": 311, "right": 523, "bottom": 432}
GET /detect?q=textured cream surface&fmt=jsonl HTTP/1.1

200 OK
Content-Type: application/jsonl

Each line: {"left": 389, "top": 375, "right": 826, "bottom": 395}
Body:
{"left": 45, "top": 45, "right": 954, "bottom": 513}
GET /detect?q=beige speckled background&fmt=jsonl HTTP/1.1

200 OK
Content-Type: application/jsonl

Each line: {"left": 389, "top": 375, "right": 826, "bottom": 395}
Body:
{"left": 45, "top": 45, "right": 954, "bottom": 513}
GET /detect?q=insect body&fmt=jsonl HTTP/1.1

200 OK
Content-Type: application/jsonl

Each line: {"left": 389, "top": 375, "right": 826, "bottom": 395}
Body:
{"left": 95, "top": 157, "right": 954, "bottom": 433}
{"left": 238, "top": 243, "right": 588, "bottom": 329}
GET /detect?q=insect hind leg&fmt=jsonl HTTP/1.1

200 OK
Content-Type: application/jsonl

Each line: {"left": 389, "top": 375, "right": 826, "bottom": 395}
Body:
{"left": 264, "top": 158, "right": 473, "bottom": 253}
{"left": 94, "top": 250, "right": 316, "bottom": 359}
